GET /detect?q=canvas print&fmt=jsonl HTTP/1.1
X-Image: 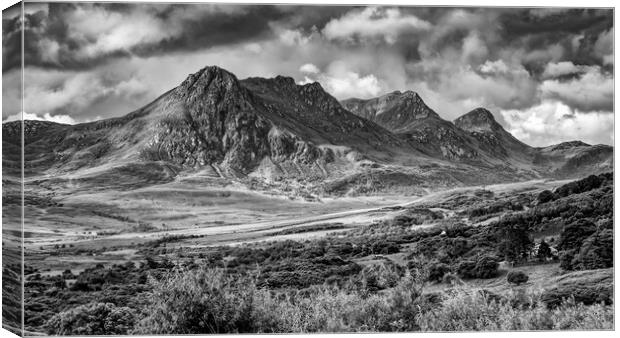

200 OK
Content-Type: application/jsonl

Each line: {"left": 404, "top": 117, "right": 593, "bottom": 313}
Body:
{"left": 1, "top": 1, "right": 614, "bottom": 335}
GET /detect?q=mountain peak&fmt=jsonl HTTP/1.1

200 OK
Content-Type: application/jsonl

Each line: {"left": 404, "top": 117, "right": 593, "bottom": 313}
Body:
{"left": 177, "top": 65, "right": 241, "bottom": 97}
{"left": 454, "top": 108, "right": 500, "bottom": 133}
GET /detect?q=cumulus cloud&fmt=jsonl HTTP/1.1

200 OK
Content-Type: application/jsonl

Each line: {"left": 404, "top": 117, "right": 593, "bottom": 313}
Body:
{"left": 594, "top": 28, "right": 613, "bottom": 65}
{"left": 542, "top": 61, "right": 583, "bottom": 78}
{"left": 541, "top": 61, "right": 600, "bottom": 78}
{"left": 539, "top": 66, "right": 613, "bottom": 111}
{"left": 300, "top": 60, "right": 383, "bottom": 99}
{"left": 1, "top": 4, "right": 613, "bottom": 147}
{"left": 299, "top": 63, "right": 320, "bottom": 74}
{"left": 3, "top": 112, "right": 79, "bottom": 125}
{"left": 500, "top": 100, "right": 613, "bottom": 147}
{"left": 322, "top": 7, "right": 431, "bottom": 44}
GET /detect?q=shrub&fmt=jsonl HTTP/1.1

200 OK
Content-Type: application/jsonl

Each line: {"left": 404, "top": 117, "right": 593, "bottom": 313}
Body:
{"left": 417, "top": 287, "right": 613, "bottom": 331}
{"left": 474, "top": 256, "right": 499, "bottom": 279}
{"left": 559, "top": 249, "right": 576, "bottom": 270}
{"left": 134, "top": 268, "right": 257, "bottom": 334}
{"left": 507, "top": 271, "right": 529, "bottom": 285}
{"left": 541, "top": 284, "right": 613, "bottom": 309}
{"left": 456, "top": 260, "right": 477, "bottom": 279}
{"left": 442, "top": 273, "right": 462, "bottom": 285}
{"left": 45, "top": 302, "right": 136, "bottom": 335}
{"left": 537, "top": 190, "right": 556, "bottom": 204}
{"left": 457, "top": 256, "right": 499, "bottom": 279}
{"left": 427, "top": 263, "right": 451, "bottom": 283}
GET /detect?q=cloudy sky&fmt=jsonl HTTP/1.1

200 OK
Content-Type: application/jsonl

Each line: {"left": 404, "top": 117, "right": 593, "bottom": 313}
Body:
{"left": 1, "top": 2, "right": 614, "bottom": 146}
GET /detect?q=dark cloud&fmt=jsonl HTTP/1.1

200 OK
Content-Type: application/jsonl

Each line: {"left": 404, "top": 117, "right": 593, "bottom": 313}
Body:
{"left": 3, "top": 3, "right": 292, "bottom": 71}
{"left": 1, "top": 4, "right": 613, "bottom": 146}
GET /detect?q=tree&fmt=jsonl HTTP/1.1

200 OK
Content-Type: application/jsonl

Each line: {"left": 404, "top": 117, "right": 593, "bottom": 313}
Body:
{"left": 506, "top": 271, "right": 529, "bottom": 285}
{"left": 557, "top": 219, "right": 596, "bottom": 251}
{"left": 496, "top": 220, "right": 532, "bottom": 262}
{"left": 537, "top": 240, "right": 552, "bottom": 262}
{"left": 573, "top": 229, "right": 613, "bottom": 270}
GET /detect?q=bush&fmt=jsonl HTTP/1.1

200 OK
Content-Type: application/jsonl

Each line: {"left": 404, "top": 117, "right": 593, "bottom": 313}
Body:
{"left": 541, "top": 284, "right": 613, "bottom": 309}
{"left": 456, "top": 260, "right": 477, "bottom": 279}
{"left": 427, "top": 263, "right": 451, "bottom": 283}
{"left": 537, "top": 190, "right": 556, "bottom": 204}
{"left": 506, "top": 271, "right": 529, "bottom": 285}
{"left": 457, "top": 256, "right": 499, "bottom": 279}
{"left": 46, "top": 302, "right": 136, "bottom": 335}
{"left": 417, "top": 287, "right": 613, "bottom": 331}
{"left": 474, "top": 256, "right": 499, "bottom": 279}
{"left": 134, "top": 268, "right": 257, "bottom": 334}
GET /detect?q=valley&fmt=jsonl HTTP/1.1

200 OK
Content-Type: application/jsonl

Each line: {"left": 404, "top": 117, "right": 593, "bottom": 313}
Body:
{"left": 1, "top": 65, "right": 614, "bottom": 334}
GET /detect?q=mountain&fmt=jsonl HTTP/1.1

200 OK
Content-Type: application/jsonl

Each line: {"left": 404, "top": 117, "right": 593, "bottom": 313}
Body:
{"left": 454, "top": 107, "right": 535, "bottom": 162}
{"left": 535, "top": 141, "right": 613, "bottom": 178}
{"left": 341, "top": 91, "right": 439, "bottom": 133}
{"left": 2, "top": 65, "right": 613, "bottom": 196}
{"left": 342, "top": 91, "right": 486, "bottom": 162}
{"left": 342, "top": 93, "right": 612, "bottom": 178}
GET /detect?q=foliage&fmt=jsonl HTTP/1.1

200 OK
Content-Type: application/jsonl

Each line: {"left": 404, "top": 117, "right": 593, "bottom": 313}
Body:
{"left": 456, "top": 255, "right": 499, "bottom": 279}
{"left": 572, "top": 229, "right": 613, "bottom": 270}
{"left": 494, "top": 217, "right": 533, "bottom": 262}
{"left": 427, "top": 262, "right": 451, "bottom": 283}
{"left": 417, "top": 288, "right": 613, "bottom": 331}
{"left": 506, "top": 271, "right": 529, "bottom": 285}
{"left": 46, "top": 302, "right": 136, "bottom": 335}
{"left": 554, "top": 173, "right": 612, "bottom": 198}
{"left": 537, "top": 190, "right": 556, "bottom": 204}
{"left": 536, "top": 240, "right": 552, "bottom": 261}
{"left": 134, "top": 268, "right": 257, "bottom": 334}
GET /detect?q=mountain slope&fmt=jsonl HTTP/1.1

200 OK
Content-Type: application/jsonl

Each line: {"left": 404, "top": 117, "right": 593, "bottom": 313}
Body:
{"left": 3, "top": 65, "right": 613, "bottom": 196}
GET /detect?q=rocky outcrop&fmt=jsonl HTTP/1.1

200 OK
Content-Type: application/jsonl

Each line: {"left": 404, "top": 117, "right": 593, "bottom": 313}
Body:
{"left": 453, "top": 108, "right": 501, "bottom": 133}
{"left": 341, "top": 91, "right": 439, "bottom": 133}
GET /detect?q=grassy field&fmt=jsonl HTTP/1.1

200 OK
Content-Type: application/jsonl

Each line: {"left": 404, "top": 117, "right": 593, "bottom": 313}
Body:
{"left": 10, "top": 171, "right": 614, "bottom": 333}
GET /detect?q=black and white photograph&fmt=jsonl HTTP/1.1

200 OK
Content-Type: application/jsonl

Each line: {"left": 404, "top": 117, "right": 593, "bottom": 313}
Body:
{"left": 1, "top": 0, "right": 616, "bottom": 335}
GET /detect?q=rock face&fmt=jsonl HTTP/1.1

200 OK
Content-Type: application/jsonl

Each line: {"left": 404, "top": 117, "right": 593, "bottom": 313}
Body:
{"left": 341, "top": 91, "right": 439, "bottom": 133}
{"left": 454, "top": 107, "right": 533, "bottom": 161}
{"left": 454, "top": 108, "right": 502, "bottom": 133}
{"left": 140, "top": 66, "right": 272, "bottom": 174}
{"left": 2, "top": 65, "right": 613, "bottom": 193}
{"left": 342, "top": 93, "right": 486, "bottom": 162}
